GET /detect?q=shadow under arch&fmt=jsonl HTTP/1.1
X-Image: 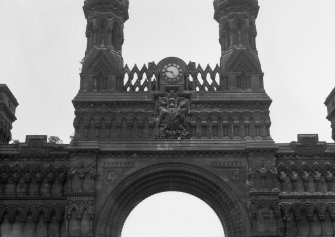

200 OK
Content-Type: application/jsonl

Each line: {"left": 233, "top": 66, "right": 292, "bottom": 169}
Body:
{"left": 96, "top": 163, "right": 249, "bottom": 237}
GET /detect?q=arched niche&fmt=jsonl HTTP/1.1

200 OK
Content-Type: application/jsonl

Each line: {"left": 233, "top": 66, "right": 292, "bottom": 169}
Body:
{"left": 96, "top": 163, "right": 249, "bottom": 237}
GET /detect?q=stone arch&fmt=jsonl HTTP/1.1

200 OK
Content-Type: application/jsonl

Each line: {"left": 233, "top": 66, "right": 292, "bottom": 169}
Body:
{"left": 96, "top": 163, "right": 248, "bottom": 237}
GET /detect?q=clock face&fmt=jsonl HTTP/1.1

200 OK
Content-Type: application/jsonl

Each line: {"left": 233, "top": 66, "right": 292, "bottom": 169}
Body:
{"left": 162, "top": 63, "right": 183, "bottom": 82}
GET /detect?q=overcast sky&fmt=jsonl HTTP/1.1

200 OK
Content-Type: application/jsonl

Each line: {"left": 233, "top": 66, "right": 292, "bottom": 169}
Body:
{"left": 1, "top": 0, "right": 335, "bottom": 236}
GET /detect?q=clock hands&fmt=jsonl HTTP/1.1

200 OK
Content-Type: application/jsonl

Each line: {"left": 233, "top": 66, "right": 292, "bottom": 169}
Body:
{"left": 166, "top": 69, "right": 177, "bottom": 78}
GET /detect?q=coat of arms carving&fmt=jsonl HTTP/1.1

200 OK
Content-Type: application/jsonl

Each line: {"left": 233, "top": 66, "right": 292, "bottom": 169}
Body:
{"left": 229, "top": 169, "right": 240, "bottom": 183}
{"left": 154, "top": 91, "right": 191, "bottom": 139}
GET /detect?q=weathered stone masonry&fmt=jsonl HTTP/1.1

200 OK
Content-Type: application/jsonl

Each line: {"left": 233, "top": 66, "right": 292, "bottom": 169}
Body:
{"left": 1, "top": 0, "right": 335, "bottom": 237}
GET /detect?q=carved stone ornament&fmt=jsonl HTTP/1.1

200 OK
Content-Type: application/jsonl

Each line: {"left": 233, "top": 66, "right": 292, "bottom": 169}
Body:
{"left": 154, "top": 91, "right": 191, "bottom": 139}
{"left": 106, "top": 169, "right": 117, "bottom": 183}
{"left": 229, "top": 169, "right": 240, "bottom": 183}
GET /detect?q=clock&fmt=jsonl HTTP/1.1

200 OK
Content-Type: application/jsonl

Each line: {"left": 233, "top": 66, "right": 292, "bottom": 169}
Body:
{"left": 161, "top": 62, "right": 183, "bottom": 82}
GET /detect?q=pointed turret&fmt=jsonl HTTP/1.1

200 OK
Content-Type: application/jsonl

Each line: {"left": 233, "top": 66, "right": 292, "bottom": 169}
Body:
{"left": 72, "top": 0, "right": 129, "bottom": 142}
{"left": 214, "top": 0, "right": 264, "bottom": 92}
{"left": 80, "top": 0, "right": 129, "bottom": 92}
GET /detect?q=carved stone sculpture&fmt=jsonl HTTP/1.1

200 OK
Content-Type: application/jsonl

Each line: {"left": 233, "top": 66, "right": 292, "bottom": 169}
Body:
{"left": 154, "top": 91, "right": 191, "bottom": 139}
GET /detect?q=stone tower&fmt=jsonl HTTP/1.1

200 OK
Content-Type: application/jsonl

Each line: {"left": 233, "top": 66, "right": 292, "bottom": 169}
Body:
{"left": 72, "top": 0, "right": 129, "bottom": 141}
{"left": 0, "top": 84, "right": 18, "bottom": 144}
{"left": 72, "top": 0, "right": 272, "bottom": 143}
{"left": 214, "top": 0, "right": 261, "bottom": 73}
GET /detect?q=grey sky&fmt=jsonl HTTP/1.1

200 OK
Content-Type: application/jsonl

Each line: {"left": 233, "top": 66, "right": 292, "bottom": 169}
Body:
{"left": 1, "top": 1, "right": 335, "bottom": 236}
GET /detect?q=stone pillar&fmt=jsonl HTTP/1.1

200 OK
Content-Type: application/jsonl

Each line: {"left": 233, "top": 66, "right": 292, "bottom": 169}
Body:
{"left": 106, "top": 123, "right": 111, "bottom": 139}
{"left": 127, "top": 123, "right": 132, "bottom": 138}
{"left": 76, "top": 214, "right": 82, "bottom": 236}
{"left": 88, "top": 214, "right": 94, "bottom": 235}
{"left": 0, "top": 180, "right": 7, "bottom": 195}
{"left": 291, "top": 171, "right": 298, "bottom": 193}
{"left": 314, "top": 171, "right": 321, "bottom": 193}
{"left": 320, "top": 216, "right": 326, "bottom": 237}
{"left": 302, "top": 171, "right": 310, "bottom": 193}
{"left": 84, "top": 123, "right": 89, "bottom": 138}
{"left": 65, "top": 215, "right": 70, "bottom": 236}
{"left": 325, "top": 171, "right": 333, "bottom": 193}
{"left": 296, "top": 217, "right": 302, "bottom": 237}
{"left": 67, "top": 172, "right": 74, "bottom": 193}
{"left": 201, "top": 121, "right": 207, "bottom": 138}
{"left": 307, "top": 216, "right": 313, "bottom": 237}
{"left": 191, "top": 122, "right": 197, "bottom": 139}
{"left": 95, "top": 124, "right": 100, "bottom": 138}
{"left": 78, "top": 171, "right": 86, "bottom": 192}
{"left": 208, "top": 122, "right": 213, "bottom": 138}
{"left": 278, "top": 171, "right": 287, "bottom": 193}
{"left": 116, "top": 123, "right": 121, "bottom": 138}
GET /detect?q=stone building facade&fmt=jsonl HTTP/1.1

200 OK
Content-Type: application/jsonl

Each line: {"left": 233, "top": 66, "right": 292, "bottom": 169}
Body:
{"left": 1, "top": 0, "right": 335, "bottom": 237}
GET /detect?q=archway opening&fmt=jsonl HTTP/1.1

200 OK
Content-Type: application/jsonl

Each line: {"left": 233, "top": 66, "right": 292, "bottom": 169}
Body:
{"left": 121, "top": 192, "right": 225, "bottom": 237}
{"left": 96, "top": 163, "right": 247, "bottom": 237}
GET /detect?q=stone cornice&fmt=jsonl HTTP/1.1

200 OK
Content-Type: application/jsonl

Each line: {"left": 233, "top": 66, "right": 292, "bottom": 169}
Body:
{"left": 0, "top": 196, "right": 66, "bottom": 201}
{"left": 2, "top": 139, "right": 335, "bottom": 158}
{"left": 69, "top": 139, "right": 276, "bottom": 152}
{"left": 279, "top": 193, "right": 335, "bottom": 201}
